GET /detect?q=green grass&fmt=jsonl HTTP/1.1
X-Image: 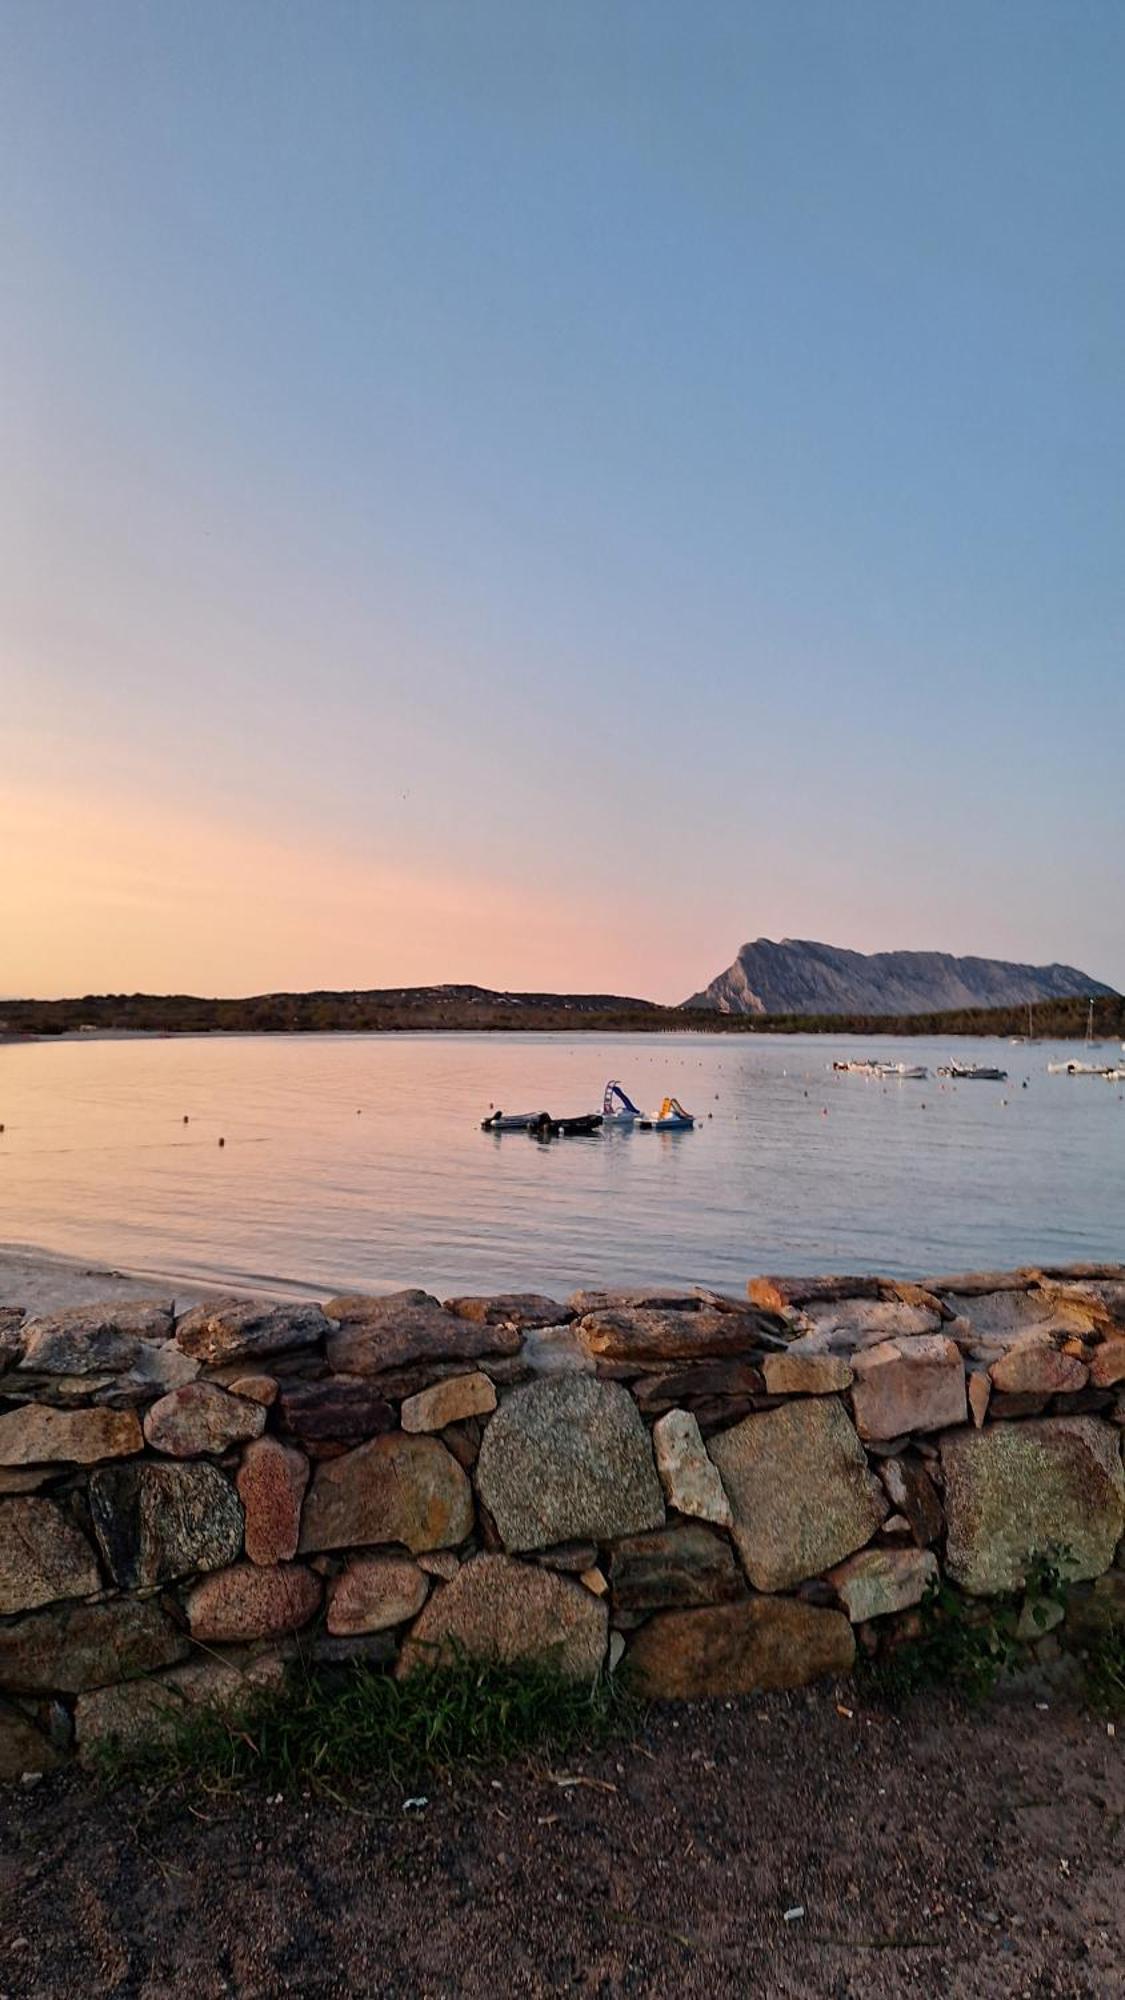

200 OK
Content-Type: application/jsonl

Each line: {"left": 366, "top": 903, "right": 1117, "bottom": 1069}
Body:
{"left": 95, "top": 1656, "right": 641, "bottom": 1794}
{"left": 859, "top": 1550, "right": 1075, "bottom": 1707}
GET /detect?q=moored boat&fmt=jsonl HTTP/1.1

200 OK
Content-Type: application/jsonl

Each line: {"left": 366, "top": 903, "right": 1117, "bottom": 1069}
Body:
{"left": 639, "top": 1096, "right": 695, "bottom": 1131}
{"left": 601, "top": 1080, "right": 642, "bottom": 1124}
{"left": 936, "top": 1061, "right": 1008, "bottom": 1081}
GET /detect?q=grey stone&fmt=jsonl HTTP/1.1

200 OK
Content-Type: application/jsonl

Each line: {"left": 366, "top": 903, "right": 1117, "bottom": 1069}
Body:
{"left": 942, "top": 1418, "right": 1125, "bottom": 1595}
{"left": 324, "top": 1292, "right": 521, "bottom": 1376}
{"left": 475, "top": 1375, "right": 665, "bottom": 1552}
{"left": 0, "top": 1498, "right": 101, "bottom": 1614}
{"left": 827, "top": 1547, "right": 938, "bottom": 1621}
{"left": 397, "top": 1553, "right": 607, "bottom": 1681}
{"left": 0, "top": 1597, "right": 188, "bottom": 1694}
{"left": 651, "top": 1409, "right": 732, "bottom": 1524}
{"left": 89, "top": 1461, "right": 244, "bottom": 1587}
{"left": 708, "top": 1398, "right": 888, "bottom": 1592}
{"left": 17, "top": 1299, "right": 173, "bottom": 1376}
{"left": 143, "top": 1381, "right": 267, "bottom": 1456}
{"left": 74, "top": 1651, "right": 287, "bottom": 1762}
{"left": 175, "top": 1296, "right": 332, "bottom": 1365}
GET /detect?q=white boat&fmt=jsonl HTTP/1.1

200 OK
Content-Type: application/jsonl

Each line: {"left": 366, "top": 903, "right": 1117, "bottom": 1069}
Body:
{"left": 875, "top": 1062, "right": 928, "bottom": 1081}
{"left": 639, "top": 1096, "right": 695, "bottom": 1131}
{"left": 937, "top": 1061, "right": 1008, "bottom": 1081}
{"left": 831, "top": 1059, "right": 881, "bottom": 1075}
{"left": 1046, "top": 1060, "right": 1113, "bottom": 1077}
{"left": 601, "top": 1080, "right": 642, "bottom": 1124}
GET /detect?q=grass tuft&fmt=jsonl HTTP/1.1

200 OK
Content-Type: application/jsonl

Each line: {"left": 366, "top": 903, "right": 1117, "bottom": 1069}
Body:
{"left": 95, "top": 1655, "right": 640, "bottom": 1794}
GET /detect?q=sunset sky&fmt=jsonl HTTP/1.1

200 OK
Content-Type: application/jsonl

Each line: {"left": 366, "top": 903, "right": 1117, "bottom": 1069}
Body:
{"left": 3, "top": 2, "right": 1123, "bottom": 1003}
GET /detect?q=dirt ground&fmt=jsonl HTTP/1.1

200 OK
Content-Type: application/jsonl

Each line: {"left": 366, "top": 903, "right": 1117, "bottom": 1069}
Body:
{"left": 1, "top": 1682, "right": 1121, "bottom": 1999}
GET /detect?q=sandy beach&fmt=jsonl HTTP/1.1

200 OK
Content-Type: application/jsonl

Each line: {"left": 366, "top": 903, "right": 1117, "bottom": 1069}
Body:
{"left": 0, "top": 1245, "right": 225, "bottom": 1318}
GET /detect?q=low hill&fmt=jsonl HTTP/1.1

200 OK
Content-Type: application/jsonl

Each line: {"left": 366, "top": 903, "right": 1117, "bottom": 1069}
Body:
{"left": 686, "top": 938, "right": 1117, "bottom": 1017}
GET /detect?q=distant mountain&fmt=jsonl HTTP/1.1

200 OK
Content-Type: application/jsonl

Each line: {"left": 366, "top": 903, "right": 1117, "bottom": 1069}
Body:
{"left": 685, "top": 938, "right": 1117, "bottom": 1017}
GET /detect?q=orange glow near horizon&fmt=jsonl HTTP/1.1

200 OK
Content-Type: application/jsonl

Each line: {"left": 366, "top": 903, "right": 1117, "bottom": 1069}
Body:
{"left": 0, "top": 780, "right": 665, "bottom": 1000}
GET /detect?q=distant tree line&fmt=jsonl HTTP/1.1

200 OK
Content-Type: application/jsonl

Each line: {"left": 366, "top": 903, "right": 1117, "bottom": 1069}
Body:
{"left": 2, "top": 988, "right": 1121, "bottom": 1042}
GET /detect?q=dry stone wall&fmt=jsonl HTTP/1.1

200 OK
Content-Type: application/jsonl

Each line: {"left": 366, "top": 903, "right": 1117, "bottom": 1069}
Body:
{"left": 2, "top": 1265, "right": 1125, "bottom": 1778}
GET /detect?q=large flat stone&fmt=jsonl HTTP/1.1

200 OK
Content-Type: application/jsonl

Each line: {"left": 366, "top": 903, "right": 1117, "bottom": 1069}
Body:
{"left": 707, "top": 1399, "right": 887, "bottom": 1592}
{"left": 941, "top": 1418, "right": 1125, "bottom": 1595}
{"left": 651, "top": 1409, "right": 732, "bottom": 1525}
{"left": 89, "top": 1461, "right": 244, "bottom": 1587}
{"left": 325, "top": 1292, "right": 522, "bottom": 1376}
{"left": 575, "top": 1307, "right": 772, "bottom": 1365}
{"left": 944, "top": 1289, "right": 1106, "bottom": 1345}
{"left": 608, "top": 1525, "right": 744, "bottom": 1612}
{"left": 626, "top": 1596, "right": 855, "bottom": 1698}
{"left": 850, "top": 1336, "right": 967, "bottom": 1439}
{"left": 0, "top": 1405, "right": 143, "bottom": 1467}
{"left": 0, "top": 1498, "right": 101, "bottom": 1614}
{"left": 397, "top": 1553, "right": 607, "bottom": 1681}
{"left": 237, "top": 1438, "right": 309, "bottom": 1565}
{"left": 326, "top": 1554, "right": 429, "bottom": 1634}
{"left": 175, "top": 1297, "right": 332, "bottom": 1366}
{"left": 298, "top": 1432, "right": 473, "bottom": 1554}
{"left": 801, "top": 1300, "right": 943, "bottom": 1353}
{"left": 475, "top": 1375, "right": 664, "bottom": 1552}
{"left": 827, "top": 1547, "right": 938, "bottom": 1621}
{"left": 143, "top": 1381, "right": 267, "bottom": 1456}
{"left": 185, "top": 1561, "right": 322, "bottom": 1641}
{"left": 17, "top": 1299, "right": 173, "bottom": 1376}
{"left": 0, "top": 1597, "right": 188, "bottom": 1694}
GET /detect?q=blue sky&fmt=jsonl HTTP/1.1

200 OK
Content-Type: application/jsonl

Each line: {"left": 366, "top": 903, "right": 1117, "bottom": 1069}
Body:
{"left": 3, "top": 2, "right": 1123, "bottom": 999}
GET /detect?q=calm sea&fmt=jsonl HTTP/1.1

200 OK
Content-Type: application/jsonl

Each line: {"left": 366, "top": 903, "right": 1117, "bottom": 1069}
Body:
{"left": 1, "top": 1032, "right": 1122, "bottom": 1298}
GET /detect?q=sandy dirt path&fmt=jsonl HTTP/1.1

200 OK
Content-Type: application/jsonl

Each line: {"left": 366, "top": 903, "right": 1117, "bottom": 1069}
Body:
{"left": 0, "top": 1684, "right": 1121, "bottom": 1998}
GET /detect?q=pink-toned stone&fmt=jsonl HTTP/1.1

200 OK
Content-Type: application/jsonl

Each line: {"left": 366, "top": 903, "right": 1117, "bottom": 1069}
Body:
{"left": 989, "top": 1345, "right": 1088, "bottom": 1395}
{"left": 397, "top": 1553, "right": 607, "bottom": 1681}
{"left": 326, "top": 1555, "right": 429, "bottom": 1635}
{"left": 0, "top": 1498, "right": 101, "bottom": 1615}
{"left": 417, "top": 1550, "right": 460, "bottom": 1580}
{"left": 227, "top": 1375, "right": 279, "bottom": 1406}
{"left": 237, "top": 1437, "right": 310, "bottom": 1565}
{"left": 760, "top": 1353, "right": 854, "bottom": 1395}
{"left": 185, "top": 1561, "right": 322, "bottom": 1641}
{"left": 850, "top": 1336, "right": 967, "bottom": 1440}
{"left": 1089, "top": 1340, "right": 1125, "bottom": 1389}
{"left": 143, "top": 1382, "right": 266, "bottom": 1457}
{"left": 0, "top": 1405, "right": 143, "bottom": 1467}
{"left": 967, "top": 1370, "right": 991, "bottom": 1428}
{"left": 400, "top": 1371, "right": 497, "bottom": 1433}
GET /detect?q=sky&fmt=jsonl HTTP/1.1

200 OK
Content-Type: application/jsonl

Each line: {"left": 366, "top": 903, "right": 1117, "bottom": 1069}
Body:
{"left": 2, "top": 1, "right": 1123, "bottom": 1003}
